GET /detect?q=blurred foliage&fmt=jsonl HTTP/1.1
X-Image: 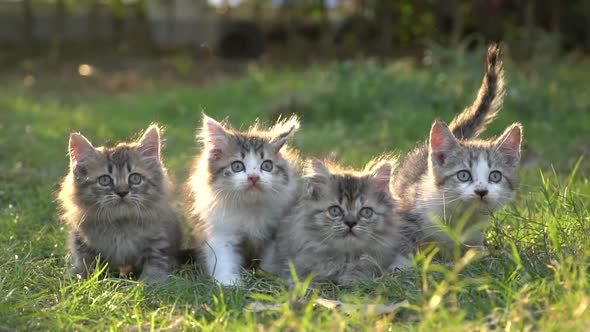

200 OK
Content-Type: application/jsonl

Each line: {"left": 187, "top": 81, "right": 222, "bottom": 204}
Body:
{"left": 4, "top": 0, "right": 590, "bottom": 57}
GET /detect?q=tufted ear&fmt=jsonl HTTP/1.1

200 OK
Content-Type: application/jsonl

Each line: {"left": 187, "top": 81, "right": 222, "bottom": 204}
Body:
{"left": 370, "top": 162, "right": 392, "bottom": 192}
{"left": 68, "top": 132, "right": 96, "bottom": 165}
{"left": 495, "top": 123, "right": 522, "bottom": 166}
{"left": 270, "top": 116, "right": 300, "bottom": 152}
{"left": 138, "top": 125, "right": 161, "bottom": 159}
{"left": 201, "top": 114, "right": 229, "bottom": 146}
{"left": 201, "top": 114, "right": 230, "bottom": 160}
{"left": 303, "top": 159, "right": 331, "bottom": 199}
{"left": 429, "top": 120, "right": 459, "bottom": 167}
{"left": 304, "top": 158, "right": 331, "bottom": 180}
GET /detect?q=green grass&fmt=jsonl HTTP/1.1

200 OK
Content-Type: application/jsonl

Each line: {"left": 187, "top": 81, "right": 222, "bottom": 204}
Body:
{"left": 1, "top": 47, "right": 589, "bottom": 331}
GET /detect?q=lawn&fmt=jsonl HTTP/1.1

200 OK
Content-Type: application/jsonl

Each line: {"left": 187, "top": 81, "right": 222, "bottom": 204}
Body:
{"left": 1, "top": 47, "right": 589, "bottom": 331}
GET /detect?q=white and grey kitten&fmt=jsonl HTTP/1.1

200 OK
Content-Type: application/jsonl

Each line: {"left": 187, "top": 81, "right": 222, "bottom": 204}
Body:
{"left": 186, "top": 114, "right": 301, "bottom": 286}
{"left": 58, "top": 125, "right": 182, "bottom": 282}
{"left": 393, "top": 44, "right": 523, "bottom": 255}
{"left": 261, "top": 159, "right": 413, "bottom": 287}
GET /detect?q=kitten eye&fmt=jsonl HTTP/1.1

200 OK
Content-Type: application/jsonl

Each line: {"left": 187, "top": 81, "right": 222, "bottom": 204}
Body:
{"left": 128, "top": 173, "right": 142, "bottom": 185}
{"left": 489, "top": 171, "right": 502, "bottom": 183}
{"left": 261, "top": 160, "right": 273, "bottom": 172}
{"left": 97, "top": 175, "right": 113, "bottom": 186}
{"left": 359, "top": 207, "right": 374, "bottom": 219}
{"left": 456, "top": 170, "right": 472, "bottom": 182}
{"left": 327, "top": 205, "right": 343, "bottom": 218}
{"left": 231, "top": 161, "right": 245, "bottom": 172}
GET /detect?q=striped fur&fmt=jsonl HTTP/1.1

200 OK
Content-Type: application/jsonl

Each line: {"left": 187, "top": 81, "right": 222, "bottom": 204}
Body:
{"left": 58, "top": 126, "right": 181, "bottom": 282}
{"left": 186, "top": 115, "right": 301, "bottom": 286}
{"left": 392, "top": 44, "right": 523, "bottom": 256}
{"left": 449, "top": 43, "right": 505, "bottom": 140}
{"left": 261, "top": 158, "right": 413, "bottom": 286}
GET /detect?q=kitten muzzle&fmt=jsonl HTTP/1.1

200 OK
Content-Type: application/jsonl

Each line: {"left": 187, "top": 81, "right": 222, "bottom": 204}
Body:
{"left": 474, "top": 189, "right": 488, "bottom": 199}
{"left": 115, "top": 190, "right": 129, "bottom": 198}
{"left": 247, "top": 174, "right": 260, "bottom": 185}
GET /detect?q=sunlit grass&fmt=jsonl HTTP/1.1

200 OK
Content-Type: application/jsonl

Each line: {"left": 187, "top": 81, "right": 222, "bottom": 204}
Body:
{"left": 1, "top": 48, "right": 589, "bottom": 330}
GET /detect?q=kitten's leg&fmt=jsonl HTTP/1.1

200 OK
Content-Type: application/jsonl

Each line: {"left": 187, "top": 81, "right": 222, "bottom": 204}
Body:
{"left": 69, "top": 232, "right": 97, "bottom": 279}
{"left": 258, "top": 242, "right": 278, "bottom": 274}
{"left": 140, "top": 239, "right": 172, "bottom": 283}
{"left": 464, "top": 233, "right": 485, "bottom": 250}
{"left": 336, "top": 274, "right": 357, "bottom": 287}
{"left": 204, "top": 235, "right": 242, "bottom": 286}
{"left": 337, "top": 260, "right": 375, "bottom": 287}
{"left": 388, "top": 255, "right": 413, "bottom": 272}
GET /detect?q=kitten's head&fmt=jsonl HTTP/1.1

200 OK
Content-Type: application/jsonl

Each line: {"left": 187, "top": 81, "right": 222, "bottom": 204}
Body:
{"left": 199, "top": 114, "right": 299, "bottom": 201}
{"left": 63, "top": 125, "right": 169, "bottom": 220}
{"left": 301, "top": 158, "right": 398, "bottom": 252}
{"left": 428, "top": 120, "right": 522, "bottom": 211}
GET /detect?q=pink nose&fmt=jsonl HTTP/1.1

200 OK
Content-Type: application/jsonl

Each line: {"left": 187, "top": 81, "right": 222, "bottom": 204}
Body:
{"left": 248, "top": 175, "right": 260, "bottom": 185}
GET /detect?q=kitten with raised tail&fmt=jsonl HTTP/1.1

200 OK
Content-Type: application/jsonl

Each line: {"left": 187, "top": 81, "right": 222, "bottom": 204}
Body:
{"left": 393, "top": 44, "right": 523, "bottom": 256}
{"left": 186, "top": 114, "right": 301, "bottom": 286}
{"left": 58, "top": 125, "right": 182, "bottom": 282}
{"left": 261, "top": 158, "right": 413, "bottom": 287}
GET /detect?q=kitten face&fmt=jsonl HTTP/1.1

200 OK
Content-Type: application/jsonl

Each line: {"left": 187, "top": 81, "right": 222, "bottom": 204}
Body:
{"left": 303, "top": 160, "right": 396, "bottom": 252}
{"left": 428, "top": 121, "right": 522, "bottom": 212}
{"left": 67, "top": 126, "right": 167, "bottom": 220}
{"left": 200, "top": 115, "right": 298, "bottom": 202}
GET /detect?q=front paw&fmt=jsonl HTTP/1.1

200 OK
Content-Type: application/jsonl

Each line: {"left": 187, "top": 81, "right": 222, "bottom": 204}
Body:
{"left": 388, "top": 255, "right": 413, "bottom": 273}
{"left": 214, "top": 272, "right": 242, "bottom": 287}
{"left": 337, "top": 275, "right": 358, "bottom": 288}
{"left": 140, "top": 264, "right": 170, "bottom": 284}
{"left": 71, "top": 265, "right": 89, "bottom": 279}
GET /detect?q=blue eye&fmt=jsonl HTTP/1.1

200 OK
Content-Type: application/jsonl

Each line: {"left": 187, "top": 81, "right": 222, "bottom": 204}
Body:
{"left": 489, "top": 171, "right": 502, "bottom": 183}
{"left": 97, "top": 175, "right": 112, "bottom": 186}
{"left": 261, "top": 160, "right": 273, "bottom": 172}
{"left": 457, "top": 170, "right": 472, "bottom": 182}
{"left": 128, "top": 173, "right": 142, "bottom": 185}
{"left": 231, "top": 161, "right": 245, "bottom": 172}
{"left": 328, "top": 205, "right": 343, "bottom": 218}
{"left": 359, "top": 207, "right": 373, "bottom": 219}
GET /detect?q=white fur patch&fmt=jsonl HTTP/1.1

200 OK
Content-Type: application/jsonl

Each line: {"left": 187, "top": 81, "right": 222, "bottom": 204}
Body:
{"left": 191, "top": 152, "right": 299, "bottom": 285}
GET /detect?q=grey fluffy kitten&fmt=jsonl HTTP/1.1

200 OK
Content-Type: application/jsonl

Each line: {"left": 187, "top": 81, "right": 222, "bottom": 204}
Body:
{"left": 186, "top": 114, "right": 301, "bottom": 286}
{"left": 58, "top": 125, "right": 181, "bottom": 282}
{"left": 393, "top": 44, "right": 523, "bottom": 255}
{"left": 261, "top": 158, "right": 412, "bottom": 286}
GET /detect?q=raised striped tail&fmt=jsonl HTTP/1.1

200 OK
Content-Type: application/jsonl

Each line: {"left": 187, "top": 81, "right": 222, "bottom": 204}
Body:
{"left": 449, "top": 43, "right": 506, "bottom": 140}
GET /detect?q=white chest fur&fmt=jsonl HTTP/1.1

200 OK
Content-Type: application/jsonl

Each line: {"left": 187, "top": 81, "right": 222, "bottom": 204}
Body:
{"left": 419, "top": 191, "right": 490, "bottom": 248}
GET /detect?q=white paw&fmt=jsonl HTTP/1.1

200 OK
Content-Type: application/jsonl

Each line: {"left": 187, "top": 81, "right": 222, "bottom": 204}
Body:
{"left": 214, "top": 272, "right": 241, "bottom": 286}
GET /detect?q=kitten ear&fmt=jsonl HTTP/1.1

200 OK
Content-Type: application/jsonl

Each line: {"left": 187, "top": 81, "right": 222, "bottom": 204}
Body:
{"left": 202, "top": 114, "right": 229, "bottom": 146}
{"left": 304, "top": 158, "right": 331, "bottom": 180}
{"left": 270, "top": 116, "right": 300, "bottom": 152}
{"left": 304, "top": 159, "right": 331, "bottom": 199}
{"left": 69, "top": 132, "right": 96, "bottom": 165}
{"left": 201, "top": 114, "right": 229, "bottom": 160}
{"left": 429, "top": 120, "right": 458, "bottom": 166}
{"left": 137, "top": 125, "right": 161, "bottom": 159}
{"left": 495, "top": 123, "right": 522, "bottom": 166}
{"left": 370, "top": 162, "right": 392, "bottom": 191}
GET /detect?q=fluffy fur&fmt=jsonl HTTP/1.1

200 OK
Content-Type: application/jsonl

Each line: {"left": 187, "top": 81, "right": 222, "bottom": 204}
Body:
{"left": 261, "top": 158, "right": 413, "bottom": 286}
{"left": 393, "top": 44, "right": 523, "bottom": 255}
{"left": 58, "top": 125, "right": 181, "bottom": 282}
{"left": 186, "top": 114, "right": 301, "bottom": 286}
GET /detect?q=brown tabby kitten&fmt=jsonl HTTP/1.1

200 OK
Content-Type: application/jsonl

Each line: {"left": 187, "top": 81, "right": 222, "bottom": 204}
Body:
{"left": 261, "top": 158, "right": 412, "bottom": 286}
{"left": 58, "top": 125, "right": 181, "bottom": 282}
